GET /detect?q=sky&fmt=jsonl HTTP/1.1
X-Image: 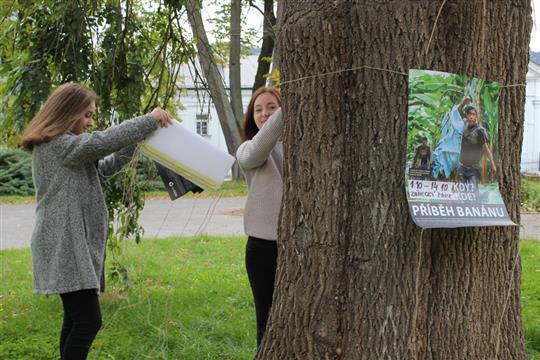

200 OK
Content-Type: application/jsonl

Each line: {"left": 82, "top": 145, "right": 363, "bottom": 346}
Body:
{"left": 531, "top": 0, "right": 540, "bottom": 51}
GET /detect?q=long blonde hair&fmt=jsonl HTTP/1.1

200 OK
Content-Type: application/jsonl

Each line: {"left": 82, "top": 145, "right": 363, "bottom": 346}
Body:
{"left": 21, "top": 83, "right": 96, "bottom": 150}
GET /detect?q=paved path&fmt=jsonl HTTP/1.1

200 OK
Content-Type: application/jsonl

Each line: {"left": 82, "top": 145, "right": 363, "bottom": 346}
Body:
{"left": 1, "top": 198, "right": 538, "bottom": 250}
{"left": 1, "top": 197, "right": 246, "bottom": 250}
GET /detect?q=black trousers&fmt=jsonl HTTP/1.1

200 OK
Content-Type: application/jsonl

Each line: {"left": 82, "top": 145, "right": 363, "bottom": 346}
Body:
{"left": 245, "top": 236, "right": 278, "bottom": 347}
{"left": 59, "top": 289, "right": 102, "bottom": 359}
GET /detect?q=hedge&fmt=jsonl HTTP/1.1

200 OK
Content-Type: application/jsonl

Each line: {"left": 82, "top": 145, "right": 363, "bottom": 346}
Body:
{"left": 0, "top": 147, "right": 165, "bottom": 196}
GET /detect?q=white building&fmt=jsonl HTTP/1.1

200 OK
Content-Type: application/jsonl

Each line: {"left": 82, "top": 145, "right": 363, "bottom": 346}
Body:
{"left": 175, "top": 55, "right": 260, "bottom": 153}
{"left": 523, "top": 61, "right": 540, "bottom": 173}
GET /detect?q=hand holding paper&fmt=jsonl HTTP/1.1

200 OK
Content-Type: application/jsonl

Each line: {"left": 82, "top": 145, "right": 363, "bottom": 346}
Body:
{"left": 150, "top": 107, "right": 173, "bottom": 128}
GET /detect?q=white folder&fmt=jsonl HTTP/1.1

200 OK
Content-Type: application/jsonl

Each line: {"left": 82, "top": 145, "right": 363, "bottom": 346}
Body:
{"left": 140, "top": 120, "right": 236, "bottom": 191}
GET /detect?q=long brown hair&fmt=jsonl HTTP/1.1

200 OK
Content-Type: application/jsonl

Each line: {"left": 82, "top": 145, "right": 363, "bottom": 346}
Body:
{"left": 21, "top": 83, "right": 96, "bottom": 150}
{"left": 243, "top": 87, "right": 282, "bottom": 140}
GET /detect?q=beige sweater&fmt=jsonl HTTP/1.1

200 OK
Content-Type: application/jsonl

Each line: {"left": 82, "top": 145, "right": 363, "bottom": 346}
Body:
{"left": 236, "top": 109, "right": 283, "bottom": 241}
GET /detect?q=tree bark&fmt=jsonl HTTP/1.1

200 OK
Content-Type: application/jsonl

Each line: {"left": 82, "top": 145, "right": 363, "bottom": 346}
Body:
{"left": 259, "top": 1, "right": 532, "bottom": 359}
{"left": 252, "top": 0, "right": 276, "bottom": 92}
{"left": 185, "top": 0, "right": 241, "bottom": 156}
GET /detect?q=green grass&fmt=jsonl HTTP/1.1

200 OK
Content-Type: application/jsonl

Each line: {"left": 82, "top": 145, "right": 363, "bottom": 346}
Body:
{"left": 1, "top": 236, "right": 255, "bottom": 359}
{"left": 145, "top": 180, "right": 248, "bottom": 200}
{"left": 522, "top": 178, "right": 540, "bottom": 212}
{"left": 1, "top": 238, "right": 539, "bottom": 359}
{"left": 521, "top": 240, "right": 540, "bottom": 359}
{"left": 524, "top": 178, "right": 540, "bottom": 192}
{"left": 0, "top": 194, "right": 35, "bottom": 204}
{"left": 0, "top": 180, "right": 248, "bottom": 204}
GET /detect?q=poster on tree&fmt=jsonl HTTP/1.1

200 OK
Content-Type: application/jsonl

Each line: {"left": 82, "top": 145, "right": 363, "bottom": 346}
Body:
{"left": 405, "top": 69, "right": 515, "bottom": 228}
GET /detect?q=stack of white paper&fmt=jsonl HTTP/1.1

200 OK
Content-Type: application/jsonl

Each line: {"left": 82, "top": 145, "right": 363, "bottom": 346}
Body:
{"left": 140, "top": 120, "right": 236, "bottom": 191}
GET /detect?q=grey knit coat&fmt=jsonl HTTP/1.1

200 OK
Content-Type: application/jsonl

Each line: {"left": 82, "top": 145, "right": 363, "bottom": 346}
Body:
{"left": 30, "top": 115, "right": 158, "bottom": 295}
{"left": 236, "top": 109, "right": 283, "bottom": 241}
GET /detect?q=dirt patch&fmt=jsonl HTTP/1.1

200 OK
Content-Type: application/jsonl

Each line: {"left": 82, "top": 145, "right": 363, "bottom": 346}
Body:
{"left": 223, "top": 208, "right": 244, "bottom": 216}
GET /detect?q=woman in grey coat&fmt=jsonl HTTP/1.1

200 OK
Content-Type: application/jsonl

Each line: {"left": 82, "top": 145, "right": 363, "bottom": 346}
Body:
{"left": 21, "top": 82, "right": 172, "bottom": 359}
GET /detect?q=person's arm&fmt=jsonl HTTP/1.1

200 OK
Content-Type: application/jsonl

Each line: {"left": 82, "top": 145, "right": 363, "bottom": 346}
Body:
{"left": 479, "top": 128, "right": 497, "bottom": 174}
{"left": 97, "top": 144, "right": 138, "bottom": 182}
{"left": 60, "top": 108, "right": 172, "bottom": 167}
{"left": 450, "top": 104, "right": 465, "bottom": 130}
{"left": 236, "top": 108, "right": 283, "bottom": 170}
{"left": 482, "top": 143, "right": 497, "bottom": 174}
{"left": 457, "top": 97, "right": 471, "bottom": 114}
{"left": 412, "top": 149, "right": 420, "bottom": 168}
{"left": 60, "top": 114, "right": 158, "bottom": 167}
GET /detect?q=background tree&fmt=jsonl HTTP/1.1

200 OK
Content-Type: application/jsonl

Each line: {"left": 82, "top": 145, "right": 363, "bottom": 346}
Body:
{"left": 184, "top": 0, "right": 262, "bottom": 179}
{"left": 249, "top": 0, "right": 276, "bottom": 92}
{"left": 259, "top": 1, "right": 532, "bottom": 359}
{"left": 185, "top": 0, "right": 242, "bottom": 180}
{"left": 229, "top": 0, "right": 243, "bottom": 127}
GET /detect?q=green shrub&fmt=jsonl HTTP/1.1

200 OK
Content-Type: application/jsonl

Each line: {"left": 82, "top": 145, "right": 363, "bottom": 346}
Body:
{"left": 0, "top": 148, "right": 166, "bottom": 197}
{"left": 522, "top": 179, "right": 540, "bottom": 212}
{"left": 0, "top": 148, "right": 34, "bottom": 196}
{"left": 135, "top": 154, "right": 165, "bottom": 192}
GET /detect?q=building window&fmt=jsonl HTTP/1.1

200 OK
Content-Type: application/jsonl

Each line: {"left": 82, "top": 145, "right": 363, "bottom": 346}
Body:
{"left": 196, "top": 113, "right": 209, "bottom": 136}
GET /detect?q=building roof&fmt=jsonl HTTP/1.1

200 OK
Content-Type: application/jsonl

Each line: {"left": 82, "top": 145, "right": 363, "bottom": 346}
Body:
{"left": 528, "top": 61, "right": 540, "bottom": 78}
{"left": 531, "top": 51, "right": 540, "bottom": 66}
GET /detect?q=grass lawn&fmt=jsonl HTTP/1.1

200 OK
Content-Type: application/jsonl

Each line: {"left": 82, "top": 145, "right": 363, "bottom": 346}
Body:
{"left": 1, "top": 236, "right": 255, "bottom": 359}
{"left": 521, "top": 240, "right": 540, "bottom": 359}
{"left": 524, "top": 178, "right": 540, "bottom": 192}
{"left": 0, "top": 194, "right": 36, "bottom": 204}
{"left": 0, "top": 180, "right": 248, "bottom": 205}
{"left": 145, "top": 180, "right": 248, "bottom": 200}
{"left": 1, "top": 238, "right": 539, "bottom": 359}
{"left": 522, "top": 178, "right": 540, "bottom": 212}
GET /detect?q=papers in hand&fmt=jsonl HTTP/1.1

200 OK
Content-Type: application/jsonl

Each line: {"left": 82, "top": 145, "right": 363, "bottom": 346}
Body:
{"left": 140, "top": 120, "right": 236, "bottom": 191}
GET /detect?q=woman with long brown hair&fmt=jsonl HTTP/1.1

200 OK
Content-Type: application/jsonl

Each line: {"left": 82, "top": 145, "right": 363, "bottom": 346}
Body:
{"left": 236, "top": 86, "right": 283, "bottom": 347}
{"left": 22, "top": 82, "right": 172, "bottom": 359}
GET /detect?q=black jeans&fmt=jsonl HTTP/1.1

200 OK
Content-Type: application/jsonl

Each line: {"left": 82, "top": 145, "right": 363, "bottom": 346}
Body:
{"left": 245, "top": 236, "right": 278, "bottom": 347}
{"left": 59, "top": 289, "right": 102, "bottom": 359}
{"left": 458, "top": 163, "right": 480, "bottom": 185}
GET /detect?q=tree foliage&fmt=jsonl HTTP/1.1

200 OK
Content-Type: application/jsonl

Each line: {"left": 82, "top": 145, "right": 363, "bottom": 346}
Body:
{"left": 0, "top": 148, "right": 34, "bottom": 196}
{"left": 205, "top": 0, "right": 260, "bottom": 63}
{"left": 0, "top": 0, "right": 269, "bottom": 277}
{"left": 0, "top": 1, "right": 96, "bottom": 144}
{"left": 0, "top": 0, "right": 194, "bottom": 280}
{"left": 0, "top": 0, "right": 197, "bottom": 137}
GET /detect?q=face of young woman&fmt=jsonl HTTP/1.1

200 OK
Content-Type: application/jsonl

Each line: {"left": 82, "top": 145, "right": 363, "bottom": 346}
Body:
{"left": 253, "top": 93, "right": 279, "bottom": 129}
{"left": 72, "top": 102, "right": 96, "bottom": 135}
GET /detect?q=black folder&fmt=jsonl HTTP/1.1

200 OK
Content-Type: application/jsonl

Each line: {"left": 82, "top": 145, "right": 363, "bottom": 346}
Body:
{"left": 154, "top": 162, "right": 203, "bottom": 200}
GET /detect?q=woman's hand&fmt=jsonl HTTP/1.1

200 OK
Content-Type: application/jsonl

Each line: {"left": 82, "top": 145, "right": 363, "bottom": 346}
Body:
{"left": 151, "top": 107, "right": 173, "bottom": 128}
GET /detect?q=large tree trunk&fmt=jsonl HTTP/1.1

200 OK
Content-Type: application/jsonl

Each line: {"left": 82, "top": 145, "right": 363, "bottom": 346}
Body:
{"left": 185, "top": 0, "right": 241, "bottom": 157}
{"left": 259, "top": 1, "right": 532, "bottom": 359}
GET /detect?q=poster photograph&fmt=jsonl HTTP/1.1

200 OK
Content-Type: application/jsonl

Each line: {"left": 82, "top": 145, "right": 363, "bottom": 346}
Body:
{"left": 406, "top": 69, "right": 515, "bottom": 228}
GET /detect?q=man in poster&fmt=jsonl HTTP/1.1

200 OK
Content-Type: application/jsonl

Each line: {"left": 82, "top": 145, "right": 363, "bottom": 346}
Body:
{"left": 456, "top": 98, "right": 497, "bottom": 185}
{"left": 406, "top": 69, "right": 513, "bottom": 228}
{"left": 413, "top": 137, "right": 432, "bottom": 171}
